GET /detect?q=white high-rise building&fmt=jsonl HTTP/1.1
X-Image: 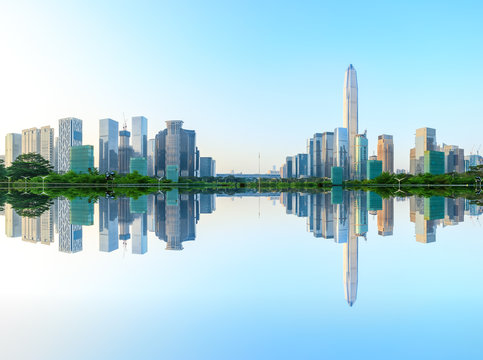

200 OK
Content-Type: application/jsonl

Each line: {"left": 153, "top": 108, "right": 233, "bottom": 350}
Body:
{"left": 343, "top": 64, "right": 358, "bottom": 179}
{"left": 5, "top": 133, "right": 22, "bottom": 167}
{"left": 58, "top": 118, "right": 82, "bottom": 173}
{"left": 40, "top": 126, "right": 54, "bottom": 166}
{"left": 21, "top": 128, "right": 40, "bottom": 154}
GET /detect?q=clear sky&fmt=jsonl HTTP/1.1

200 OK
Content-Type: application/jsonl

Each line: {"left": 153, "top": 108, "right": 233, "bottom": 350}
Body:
{"left": 0, "top": 0, "right": 482, "bottom": 173}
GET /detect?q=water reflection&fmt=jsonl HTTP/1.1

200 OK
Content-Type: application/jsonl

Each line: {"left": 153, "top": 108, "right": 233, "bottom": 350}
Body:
{"left": 2, "top": 190, "right": 482, "bottom": 307}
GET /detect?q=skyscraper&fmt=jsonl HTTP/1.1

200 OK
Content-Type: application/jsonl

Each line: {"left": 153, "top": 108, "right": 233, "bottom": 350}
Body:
{"left": 40, "top": 126, "right": 54, "bottom": 166}
{"left": 5, "top": 133, "right": 22, "bottom": 167}
{"left": 343, "top": 64, "right": 358, "bottom": 178}
{"left": 377, "top": 134, "right": 394, "bottom": 173}
{"left": 333, "top": 127, "right": 349, "bottom": 180}
{"left": 132, "top": 116, "right": 148, "bottom": 158}
{"left": 155, "top": 121, "right": 199, "bottom": 180}
{"left": 118, "top": 126, "right": 132, "bottom": 175}
{"left": 443, "top": 145, "right": 465, "bottom": 173}
{"left": 354, "top": 133, "right": 368, "bottom": 181}
{"left": 147, "top": 139, "right": 155, "bottom": 177}
{"left": 413, "top": 127, "right": 437, "bottom": 174}
{"left": 21, "top": 127, "right": 40, "bottom": 154}
{"left": 99, "top": 118, "right": 119, "bottom": 174}
{"left": 321, "top": 132, "right": 334, "bottom": 178}
{"left": 200, "top": 157, "right": 215, "bottom": 177}
{"left": 58, "top": 118, "right": 82, "bottom": 173}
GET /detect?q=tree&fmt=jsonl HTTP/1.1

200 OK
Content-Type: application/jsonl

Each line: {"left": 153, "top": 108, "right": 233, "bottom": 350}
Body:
{"left": 7, "top": 153, "right": 53, "bottom": 179}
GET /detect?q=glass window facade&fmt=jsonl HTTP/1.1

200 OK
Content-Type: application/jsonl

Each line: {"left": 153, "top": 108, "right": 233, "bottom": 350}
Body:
{"left": 130, "top": 157, "right": 148, "bottom": 176}
{"left": 70, "top": 145, "right": 93, "bottom": 174}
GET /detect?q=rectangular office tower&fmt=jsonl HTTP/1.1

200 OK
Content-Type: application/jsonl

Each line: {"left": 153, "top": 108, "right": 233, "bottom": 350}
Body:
{"left": 5, "top": 133, "right": 22, "bottom": 167}
{"left": 71, "top": 145, "right": 94, "bottom": 174}
{"left": 99, "top": 119, "right": 119, "bottom": 174}
{"left": 424, "top": 150, "right": 444, "bottom": 175}
{"left": 132, "top": 116, "right": 148, "bottom": 158}
{"left": 443, "top": 145, "right": 465, "bottom": 173}
{"left": 154, "top": 121, "right": 199, "bottom": 180}
{"left": 147, "top": 139, "right": 155, "bottom": 176}
{"left": 200, "top": 157, "right": 216, "bottom": 177}
{"left": 20, "top": 126, "right": 54, "bottom": 166}
{"left": 118, "top": 127, "right": 132, "bottom": 175}
{"left": 377, "top": 134, "right": 394, "bottom": 173}
{"left": 334, "top": 127, "right": 349, "bottom": 180}
{"left": 411, "top": 127, "right": 437, "bottom": 174}
{"left": 58, "top": 118, "right": 82, "bottom": 173}
{"left": 354, "top": 134, "right": 368, "bottom": 181}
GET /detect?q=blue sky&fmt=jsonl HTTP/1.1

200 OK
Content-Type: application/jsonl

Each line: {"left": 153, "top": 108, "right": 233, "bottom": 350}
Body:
{"left": 0, "top": 0, "right": 482, "bottom": 172}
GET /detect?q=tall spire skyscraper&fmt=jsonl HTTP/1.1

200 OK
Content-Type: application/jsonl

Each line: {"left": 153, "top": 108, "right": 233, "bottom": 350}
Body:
{"left": 343, "top": 64, "right": 358, "bottom": 179}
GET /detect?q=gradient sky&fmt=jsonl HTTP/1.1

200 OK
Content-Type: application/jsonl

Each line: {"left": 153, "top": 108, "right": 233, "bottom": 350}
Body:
{"left": 0, "top": 0, "right": 482, "bottom": 173}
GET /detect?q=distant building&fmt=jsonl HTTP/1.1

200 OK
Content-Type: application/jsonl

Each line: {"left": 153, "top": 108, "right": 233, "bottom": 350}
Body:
{"left": 5, "top": 133, "right": 21, "bottom": 167}
{"left": 118, "top": 127, "right": 132, "bottom": 175}
{"left": 424, "top": 150, "right": 444, "bottom": 175}
{"left": 367, "top": 159, "right": 382, "bottom": 179}
{"left": 334, "top": 127, "right": 349, "bottom": 180}
{"left": 295, "top": 153, "right": 308, "bottom": 178}
{"left": 130, "top": 157, "right": 147, "bottom": 176}
{"left": 443, "top": 145, "right": 464, "bottom": 173}
{"left": 132, "top": 116, "right": 148, "bottom": 158}
{"left": 413, "top": 127, "right": 437, "bottom": 174}
{"left": 21, "top": 127, "right": 40, "bottom": 154}
{"left": 354, "top": 133, "right": 368, "bottom": 181}
{"left": 70, "top": 145, "right": 94, "bottom": 174}
{"left": 200, "top": 157, "right": 216, "bottom": 177}
{"left": 40, "top": 126, "right": 54, "bottom": 167}
{"left": 310, "top": 133, "right": 322, "bottom": 177}
{"left": 58, "top": 118, "right": 82, "bottom": 173}
{"left": 99, "top": 118, "right": 119, "bottom": 174}
{"left": 377, "top": 134, "right": 394, "bottom": 173}
{"left": 147, "top": 139, "right": 155, "bottom": 177}
{"left": 464, "top": 154, "right": 483, "bottom": 171}
{"left": 307, "top": 137, "right": 314, "bottom": 176}
{"left": 331, "top": 166, "right": 343, "bottom": 185}
{"left": 321, "top": 132, "right": 334, "bottom": 178}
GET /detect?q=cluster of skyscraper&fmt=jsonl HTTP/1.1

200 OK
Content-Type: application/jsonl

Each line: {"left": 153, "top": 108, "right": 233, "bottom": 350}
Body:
{"left": 4, "top": 191, "right": 216, "bottom": 254}
{"left": 409, "top": 127, "right": 482, "bottom": 175}
{"left": 4, "top": 117, "right": 216, "bottom": 180}
{"left": 280, "top": 65, "right": 394, "bottom": 181}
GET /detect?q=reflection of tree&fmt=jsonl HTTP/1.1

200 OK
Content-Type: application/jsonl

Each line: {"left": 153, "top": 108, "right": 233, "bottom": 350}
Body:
{"left": 7, "top": 191, "right": 52, "bottom": 218}
{"left": 0, "top": 190, "right": 7, "bottom": 213}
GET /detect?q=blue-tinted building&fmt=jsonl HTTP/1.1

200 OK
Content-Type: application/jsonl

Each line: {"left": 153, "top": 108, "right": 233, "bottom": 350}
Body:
{"left": 130, "top": 157, "right": 147, "bottom": 176}
{"left": 70, "top": 145, "right": 94, "bottom": 174}
{"left": 132, "top": 116, "right": 148, "bottom": 158}
{"left": 99, "top": 119, "right": 119, "bottom": 174}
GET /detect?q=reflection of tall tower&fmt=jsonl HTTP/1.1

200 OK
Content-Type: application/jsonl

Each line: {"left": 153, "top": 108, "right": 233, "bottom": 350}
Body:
{"left": 156, "top": 190, "right": 200, "bottom": 251}
{"left": 5, "top": 204, "right": 21, "bottom": 237}
{"left": 131, "top": 196, "right": 147, "bottom": 254}
{"left": 99, "top": 197, "right": 119, "bottom": 252}
{"left": 343, "top": 64, "right": 358, "bottom": 178}
{"left": 58, "top": 197, "right": 82, "bottom": 253}
{"left": 21, "top": 208, "right": 53, "bottom": 245}
{"left": 118, "top": 197, "right": 132, "bottom": 241}
{"left": 377, "top": 197, "right": 394, "bottom": 236}
{"left": 343, "top": 236, "right": 358, "bottom": 307}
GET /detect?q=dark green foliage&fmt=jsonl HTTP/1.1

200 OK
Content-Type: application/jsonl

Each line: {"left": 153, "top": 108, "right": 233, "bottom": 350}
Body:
{"left": 7, "top": 153, "right": 53, "bottom": 179}
{"left": 6, "top": 190, "right": 51, "bottom": 217}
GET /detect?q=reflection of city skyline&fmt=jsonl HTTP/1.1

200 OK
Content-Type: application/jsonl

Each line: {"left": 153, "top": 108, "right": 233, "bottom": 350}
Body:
{"left": 2, "top": 191, "right": 482, "bottom": 306}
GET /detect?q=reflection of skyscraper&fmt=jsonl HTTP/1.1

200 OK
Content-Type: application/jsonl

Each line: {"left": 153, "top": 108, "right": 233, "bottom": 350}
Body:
{"left": 199, "top": 194, "right": 216, "bottom": 214}
{"left": 444, "top": 198, "right": 465, "bottom": 225}
{"left": 5, "top": 204, "right": 21, "bottom": 237}
{"left": 333, "top": 190, "right": 349, "bottom": 244}
{"left": 21, "top": 207, "right": 53, "bottom": 245}
{"left": 147, "top": 194, "right": 156, "bottom": 232}
{"left": 155, "top": 190, "right": 201, "bottom": 251}
{"left": 377, "top": 197, "right": 394, "bottom": 236}
{"left": 118, "top": 197, "right": 132, "bottom": 241}
{"left": 131, "top": 196, "right": 147, "bottom": 254}
{"left": 343, "top": 236, "right": 358, "bottom": 307}
{"left": 413, "top": 196, "right": 444, "bottom": 244}
{"left": 99, "top": 197, "right": 119, "bottom": 252}
{"left": 58, "top": 198, "right": 82, "bottom": 253}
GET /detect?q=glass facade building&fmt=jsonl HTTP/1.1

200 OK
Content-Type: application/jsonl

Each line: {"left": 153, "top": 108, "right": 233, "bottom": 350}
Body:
{"left": 130, "top": 157, "right": 147, "bottom": 176}
{"left": 331, "top": 166, "right": 343, "bottom": 185}
{"left": 58, "top": 118, "right": 82, "bottom": 173}
{"left": 367, "top": 159, "right": 383, "bottom": 180}
{"left": 343, "top": 64, "right": 358, "bottom": 179}
{"left": 70, "top": 145, "right": 93, "bottom": 174}
{"left": 99, "top": 118, "right": 119, "bottom": 174}
{"left": 132, "top": 116, "right": 148, "bottom": 158}
{"left": 424, "top": 150, "right": 444, "bottom": 175}
{"left": 334, "top": 127, "right": 349, "bottom": 180}
{"left": 354, "top": 134, "right": 368, "bottom": 181}
{"left": 377, "top": 134, "right": 394, "bottom": 173}
{"left": 118, "top": 129, "right": 132, "bottom": 175}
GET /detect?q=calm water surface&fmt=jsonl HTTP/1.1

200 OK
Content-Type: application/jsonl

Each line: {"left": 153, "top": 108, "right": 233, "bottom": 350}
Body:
{"left": 0, "top": 190, "right": 482, "bottom": 359}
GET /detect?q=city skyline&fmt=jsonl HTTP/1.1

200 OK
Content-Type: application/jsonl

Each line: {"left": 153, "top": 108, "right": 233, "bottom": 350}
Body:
{"left": 0, "top": 1, "right": 482, "bottom": 173}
